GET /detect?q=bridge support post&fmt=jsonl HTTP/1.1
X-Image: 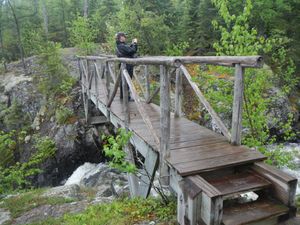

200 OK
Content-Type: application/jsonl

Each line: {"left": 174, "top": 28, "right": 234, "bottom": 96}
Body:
{"left": 175, "top": 68, "right": 182, "bottom": 117}
{"left": 231, "top": 64, "right": 244, "bottom": 145}
{"left": 144, "top": 65, "right": 150, "bottom": 100}
{"left": 159, "top": 65, "right": 170, "bottom": 186}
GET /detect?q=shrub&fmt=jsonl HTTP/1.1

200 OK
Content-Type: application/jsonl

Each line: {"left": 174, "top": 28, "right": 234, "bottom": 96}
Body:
{"left": 55, "top": 106, "right": 73, "bottom": 124}
{"left": 102, "top": 128, "right": 137, "bottom": 173}
{"left": 0, "top": 136, "right": 57, "bottom": 194}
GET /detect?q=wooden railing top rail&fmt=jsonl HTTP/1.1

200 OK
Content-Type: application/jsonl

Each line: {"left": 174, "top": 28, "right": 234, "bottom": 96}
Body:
{"left": 77, "top": 55, "right": 263, "bottom": 68}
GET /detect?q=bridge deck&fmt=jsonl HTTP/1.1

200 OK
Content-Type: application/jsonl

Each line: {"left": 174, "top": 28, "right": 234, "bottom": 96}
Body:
{"left": 90, "top": 82, "right": 266, "bottom": 177}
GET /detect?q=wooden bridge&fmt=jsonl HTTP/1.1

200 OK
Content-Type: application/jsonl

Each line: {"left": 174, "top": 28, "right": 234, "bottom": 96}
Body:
{"left": 77, "top": 54, "right": 297, "bottom": 225}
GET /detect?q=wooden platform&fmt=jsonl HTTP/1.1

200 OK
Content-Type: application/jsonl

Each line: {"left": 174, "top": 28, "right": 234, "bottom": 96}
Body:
{"left": 89, "top": 80, "right": 266, "bottom": 177}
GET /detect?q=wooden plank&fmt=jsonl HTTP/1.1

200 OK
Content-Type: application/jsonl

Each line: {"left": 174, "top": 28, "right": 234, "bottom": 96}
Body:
{"left": 168, "top": 145, "right": 248, "bottom": 164}
{"left": 252, "top": 162, "right": 297, "bottom": 207}
{"left": 108, "top": 62, "right": 116, "bottom": 83}
{"left": 174, "top": 150, "right": 266, "bottom": 176}
{"left": 107, "top": 72, "right": 121, "bottom": 107}
{"left": 170, "top": 138, "right": 227, "bottom": 150}
{"left": 139, "top": 150, "right": 158, "bottom": 197}
{"left": 105, "top": 61, "right": 110, "bottom": 100}
{"left": 206, "top": 171, "right": 271, "bottom": 197}
{"left": 146, "top": 85, "right": 160, "bottom": 104}
{"left": 159, "top": 65, "right": 171, "bottom": 186}
{"left": 121, "top": 64, "right": 129, "bottom": 126}
{"left": 124, "top": 144, "right": 139, "bottom": 197}
{"left": 188, "top": 175, "right": 222, "bottom": 198}
{"left": 180, "top": 64, "right": 231, "bottom": 141}
{"left": 122, "top": 67, "right": 160, "bottom": 147}
{"left": 231, "top": 64, "right": 244, "bottom": 145}
{"left": 89, "top": 116, "right": 108, "bottom": 125}
{"left": 175, "top": 68, "right": 182, "bottom": 117}
{"left": 144, "top": 65, "right": 150, "bottom": 100}
{"left": 222, "top": 199, "right": 289, "bottom": 225}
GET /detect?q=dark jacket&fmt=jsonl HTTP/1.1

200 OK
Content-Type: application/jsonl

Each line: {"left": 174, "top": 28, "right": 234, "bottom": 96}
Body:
{"left": 116, "top": 41, "right": 138, "bottom": 58}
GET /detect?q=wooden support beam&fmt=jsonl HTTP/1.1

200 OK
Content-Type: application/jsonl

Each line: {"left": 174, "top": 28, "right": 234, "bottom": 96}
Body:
{"left": 139, "top": 150, "right": 159, "bottom": 197}
{"left": 175, "top": 68, "right": 182, "bottom": 117}
{"left": 108, "top": 62, "right": 116, "bottom": 83}
{"left": 159, "top": 65, "right": 171, "bottom": 186}
{"left": 231, "top": 64, "right": 244, "bottom": 145}
{"left": 122, "top": 67, "right": 160, "bottom": 146}
{"left": 121, "top": 63, "right": 130, "bottom": 126}
{"left": 180, "top": 64, "right": 231, "bottom": 141}
{"left": 146, "top": 86, "right": 160, "bottom": 104}
{"left": 89, "top": 116, "right": 108, "bottom": 125}
{"left": 125, "top": 144, "right": 139, "bottom": 197}
{"left": 105, "top": 61, "right": 111, "bottom": 101}
{"left": 107, "top": 72, "right": 121, "bottom": 107}
{"left": 144, "top": 65, "right": 150, "bottom": 100}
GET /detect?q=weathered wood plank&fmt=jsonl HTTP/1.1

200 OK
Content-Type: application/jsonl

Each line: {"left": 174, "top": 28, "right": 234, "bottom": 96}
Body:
{"left": 252, "top": 162, "right": 297, "bottom": 207}
{"left": 159, "top": 65, "right": 171, "bottom": 186}
{"left": 206, "top": 171, "right": 271, "bottom": 197}
{"left": 146, "top": 85, "right": 160, "bottom": 104}
{"left": 121, "top": 63, "right": 129, "bottom": 125}
{"left": 180, "top": 64, "right": 231, "bottom": 141}
{"left": 231, "top": 64, "right": 244, "bottom": 145}
{"left": 222, "top": 199, "right": 289, "bottom": 225}
{"left": 144, "top": 65, "right": 150, "bottom": 100}
{"left": 173, "top": 150, "right": 266, "bottom": 176}
{"left": 139, "top": 150, "right": 158, "bottom": 197}
{"left": 122, "top": 67, "right": 160, "bottom": 147}
{"left": 175, "top": 68, "right": 182, "bottom": 117}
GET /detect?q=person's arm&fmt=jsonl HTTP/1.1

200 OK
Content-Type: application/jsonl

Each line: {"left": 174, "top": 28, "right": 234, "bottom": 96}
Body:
{"left": 118, "top": 43, "right": 137, "bottom": 57}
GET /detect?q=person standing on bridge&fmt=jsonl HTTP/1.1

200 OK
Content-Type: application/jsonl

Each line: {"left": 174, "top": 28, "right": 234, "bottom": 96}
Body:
{"left": 115, "top": 32, "right": 138, "bottom": 100}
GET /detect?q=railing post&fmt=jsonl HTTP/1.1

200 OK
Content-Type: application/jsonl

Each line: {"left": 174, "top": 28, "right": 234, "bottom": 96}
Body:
{"left": 121, "top": 63, "right": 130, "bottom": 125}
{"left": 175, "top": 68, "right": 182, "bottom": 117}
{"left": 105, "top": 61, "right": 110, "bottom": 101}
{"left": 144, "top": 65, "right": 150, "bottom": 100}
{"left": 231, "top": 64, "right": 244, "bottom": 145}
{"left": 159, "top": 65, "right": 170, "bottom": 186}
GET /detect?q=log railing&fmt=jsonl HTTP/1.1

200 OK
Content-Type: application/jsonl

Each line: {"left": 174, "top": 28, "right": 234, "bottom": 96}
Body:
{"left": 77, "top": 55, "right": 263, "bottom": 185}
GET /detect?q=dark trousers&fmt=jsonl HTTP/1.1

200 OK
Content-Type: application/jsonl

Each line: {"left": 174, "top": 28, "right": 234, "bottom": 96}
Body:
{"left": 120, "top": 64, "right": 133, "bottom": 99}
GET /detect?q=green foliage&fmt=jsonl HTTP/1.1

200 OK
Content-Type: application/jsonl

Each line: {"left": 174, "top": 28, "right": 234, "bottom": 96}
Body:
{"left": 0, "top": 130, "right": 16, "bottom": 168}
{"left": 36, "top": 41, "right": 70, "bottom": 98}
{"left": 63, "top": 197, "right": 176, "bottom": 225}
{"left": 69, "top": 15, "right": 97, "bottom": 55}
{"left": 102, "top": 128, "right": 137, "bottom": 173}
{"left": 0, "top": 136, "right": 57, "bottom": 194}
{"left": 22, "top": 28, "right": 45, "bottom": 56}
{"left": 2, "top": 100, "right": 30, "bottom": 131}
{"left": 165, "top": 41, "right": 189, "bottom": 56}
{"left": 55, "top": 106, "right": 73, "bottom": 124}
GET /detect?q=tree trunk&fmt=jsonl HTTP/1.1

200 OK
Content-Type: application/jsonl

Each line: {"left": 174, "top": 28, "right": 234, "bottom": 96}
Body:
{"left": 41, "top": 0, "right": 48, "bottom": 39}
{"left": 60, "top": 0, "right": 68, "bottom": 46}
{"left": 83, "top": 0, "right": 88, "bottom": 18}
{"left": 7, "top": 0, "right": 27, "bottom": 74}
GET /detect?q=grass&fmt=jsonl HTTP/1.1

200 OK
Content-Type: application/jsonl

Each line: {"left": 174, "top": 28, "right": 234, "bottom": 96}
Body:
{"left": 1, "top": 188, "right": 75, "bottom": 220}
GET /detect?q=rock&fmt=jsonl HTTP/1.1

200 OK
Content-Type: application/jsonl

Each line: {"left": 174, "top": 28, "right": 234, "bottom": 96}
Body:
{"left": 24, "top": 135, "right": 31, "bottom": 143}
{"left": 0, "top": 208, "right": 11, "bottom": 225}
{"left": 65, "top": 163, "right": 129, "bottom": 198}
{"left": 42, "top": 184, "right": 82, "bottom": 200}
{"left": 12, "top": 201, "right": 89, "bottom": 225}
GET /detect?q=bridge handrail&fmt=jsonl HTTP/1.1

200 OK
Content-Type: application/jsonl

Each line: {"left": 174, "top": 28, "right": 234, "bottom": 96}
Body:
{"left": 77, "top": 55, "right": 263, "bottom": 68}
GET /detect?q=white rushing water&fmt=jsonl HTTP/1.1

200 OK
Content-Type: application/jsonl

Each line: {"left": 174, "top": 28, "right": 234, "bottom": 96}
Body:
{"left": 65, "top": 162, "right": 106, "bottom": 186}
{"left": 272, "top": 143, "right": 300, "bottom": 195}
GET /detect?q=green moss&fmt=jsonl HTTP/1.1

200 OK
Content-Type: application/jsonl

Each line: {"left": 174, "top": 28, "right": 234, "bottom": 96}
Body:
{"left": 1, "top": 189, "right": 75, "bottom": 220}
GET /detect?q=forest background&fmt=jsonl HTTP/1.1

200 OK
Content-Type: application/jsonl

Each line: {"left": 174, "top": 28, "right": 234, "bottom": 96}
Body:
{"left": 0, "top": 0, "right": 300, "bottom": 180}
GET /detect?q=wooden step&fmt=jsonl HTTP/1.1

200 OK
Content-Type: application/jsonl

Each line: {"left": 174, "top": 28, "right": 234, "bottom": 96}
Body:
{"left": 222, "top": 198, "right": 289, "bottom": 225}
{"left": 205, "top": 170, "right": 271, "bottom": 198}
